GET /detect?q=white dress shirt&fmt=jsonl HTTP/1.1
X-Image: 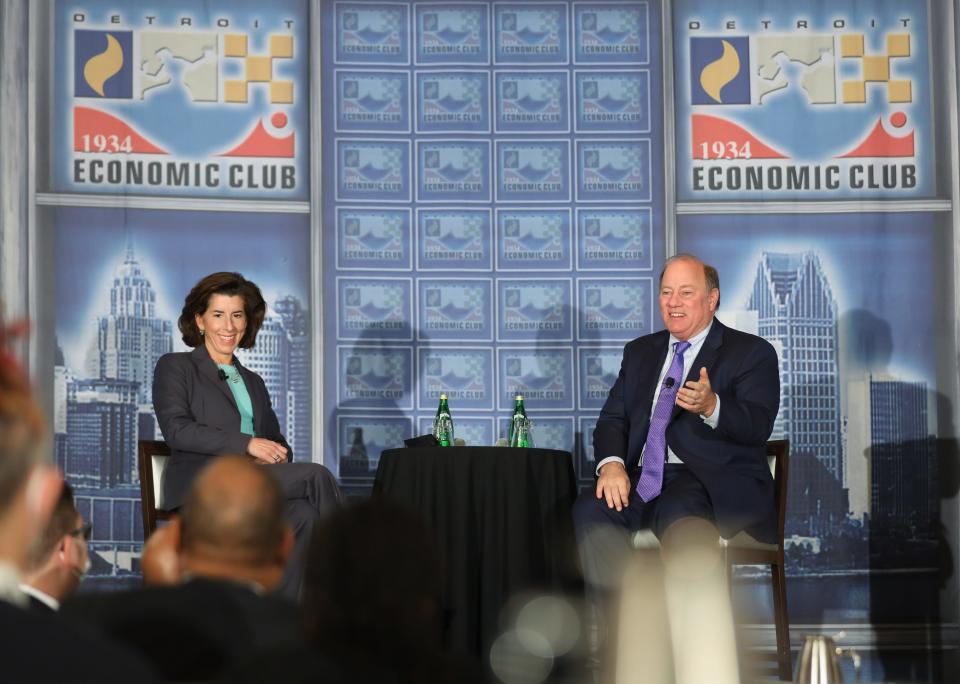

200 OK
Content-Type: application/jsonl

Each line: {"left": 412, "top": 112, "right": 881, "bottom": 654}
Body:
{"left": 18, "top": 583, "right": 59, "bottom": 611}
{"left": 596, "top": 320, "right": 720, "bottom": 475}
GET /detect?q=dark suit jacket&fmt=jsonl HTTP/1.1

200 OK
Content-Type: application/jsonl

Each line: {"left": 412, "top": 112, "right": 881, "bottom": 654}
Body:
{"left": 153, "top": 346, "right": 291, "bottom": 510}
{"left": 0, "top": 599, "right": 159, "bottom": 682}
{"left": 594, "top": 318, "right": 780, "bottom": 542}
{"left": 61, "top": 578, "right": 304, "bottom": 683}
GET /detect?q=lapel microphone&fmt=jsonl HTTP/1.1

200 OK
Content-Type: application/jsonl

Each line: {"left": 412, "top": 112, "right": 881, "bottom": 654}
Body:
{"left": 218, "top": 369, "right": 228, "bottom": 382}
{"left": 663, "top": 377, "right": 675, "bottom": 388}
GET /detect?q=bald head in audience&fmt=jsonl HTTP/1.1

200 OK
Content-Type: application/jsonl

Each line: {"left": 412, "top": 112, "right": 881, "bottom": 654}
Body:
{"left": 144, "top": 457, "right": 293, "bottom": 592}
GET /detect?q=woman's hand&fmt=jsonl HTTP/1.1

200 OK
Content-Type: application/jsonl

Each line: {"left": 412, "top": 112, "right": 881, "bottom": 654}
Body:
{"left": 247, "top": 437, "right": 289, "bottom": 465}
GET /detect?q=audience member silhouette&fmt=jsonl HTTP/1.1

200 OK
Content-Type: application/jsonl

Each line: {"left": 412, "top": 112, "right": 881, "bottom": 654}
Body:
{"left": 20, "top": 482, "right": 90, "bottom": 611}
{"left": 0, "top": 318, "right": 158, "bottom": 682}
{"left": 62, "top": 456, "right": 304, "bottom": 681}
{"left": 231, "top": 498, "right": 480, "bottom": 684}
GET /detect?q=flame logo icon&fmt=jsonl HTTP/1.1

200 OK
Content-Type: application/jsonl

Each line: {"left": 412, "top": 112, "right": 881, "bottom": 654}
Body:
{"left": 83, "top": 34, "right": 124, "bottom": 97}
{"left": 699, "top": 39, "right": 741, "bottom": 103}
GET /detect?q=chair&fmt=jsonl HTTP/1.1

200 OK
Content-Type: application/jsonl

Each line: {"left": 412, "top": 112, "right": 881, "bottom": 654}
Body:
{"left": 137, "top": 440, "right": 173, "bottom": 538}
{"left": 630, "top": 439, "right": 792, "bottom": 680}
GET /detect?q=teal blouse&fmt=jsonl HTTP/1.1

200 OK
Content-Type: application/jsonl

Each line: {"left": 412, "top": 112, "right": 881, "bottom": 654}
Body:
{"left": 217, "top": 363, "right": 254, "bottom": 435}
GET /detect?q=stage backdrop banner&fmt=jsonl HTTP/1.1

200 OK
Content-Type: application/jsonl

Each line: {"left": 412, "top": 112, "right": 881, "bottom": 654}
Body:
{"left": 30, "top": 1, "right": 958, "bottom": 675}
{"left": 321, "top": 1, "right": 667, "bottom": 492}
{"left": 51, "top": 207, "right": 311, "bottom": 586}
{"left": 673, "top": 0, "right": 934, "bottom": 201}
{"left": 47, "top": 0, "right": 312, "bottom": 587}
{"left": 673, "top": 1, "right": 953, "bottom": 676}
{"left": 52, "top": 0, "right": 310, "bottom": 199}
{"left": 677, "top": 212, "right": 945, "bottom": 627}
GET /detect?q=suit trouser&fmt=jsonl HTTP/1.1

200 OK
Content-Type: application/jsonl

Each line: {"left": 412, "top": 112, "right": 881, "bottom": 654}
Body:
{"left": 572, "top": 464, "right": 715, "bottom": 600}
{"left": 572, "top": 464, "right": 738, "bottom": 684}
{"left": 266, "top": 462, "right": 343, "bottom": 599}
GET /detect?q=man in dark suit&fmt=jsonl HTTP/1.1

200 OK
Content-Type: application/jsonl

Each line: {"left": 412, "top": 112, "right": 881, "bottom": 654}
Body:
{"left": 0, "top": 319, "right": 159, "bottom": 682}
{"left": 573, "top": 254, "right": 780, "bottom": 680}
{"left": 20, "top": 483, "right": 89, "bottom": 612}
{"left": 62, "top": 455, "right": 305, "bottom": 682}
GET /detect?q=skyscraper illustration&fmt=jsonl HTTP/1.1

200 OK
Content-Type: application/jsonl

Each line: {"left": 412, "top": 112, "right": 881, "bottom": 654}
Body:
{"left": 865, "top": 377, "right": 937, "bottom": 536}
{"left": 54, "top": 341, "right": 71, "bottom": 474}
{"left": 55, "top": 363, "right": 146, "bottom": 580}
{"left": 65, "top": 377, "right": 139, "bottom": 489}
{"left": 275, "top": 295, "right": 312, "bottom": 459}
{"left": 748, "top": 251, "right": 845, "bottom": 531}
{"left": 65, "top": 238, "right": 168, "bottom": 493}
{"left": 90, "top": 236, "right": 173, "bottom": 406}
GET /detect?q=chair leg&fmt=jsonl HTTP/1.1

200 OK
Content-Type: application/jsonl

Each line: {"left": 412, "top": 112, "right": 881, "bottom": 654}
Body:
{"left": 770, "top": 560, "right": 792, "bottom": 681}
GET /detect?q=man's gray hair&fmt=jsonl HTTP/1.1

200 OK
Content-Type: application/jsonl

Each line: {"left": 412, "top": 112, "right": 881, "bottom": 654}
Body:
{"left": 660, "top": 253, "right": 720, "bottom": 306}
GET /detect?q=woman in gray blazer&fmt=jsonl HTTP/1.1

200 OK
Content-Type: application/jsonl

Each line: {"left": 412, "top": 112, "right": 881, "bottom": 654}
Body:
{"left": 153, "top": 272, "right": 341, "bottom": 598}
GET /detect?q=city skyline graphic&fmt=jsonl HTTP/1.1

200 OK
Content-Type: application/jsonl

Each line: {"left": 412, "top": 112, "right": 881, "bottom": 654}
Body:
{"left": 683, "top": 212, "right": 941, "bottom": 579}
{"left": 743, "top": 250, "right": 937, "bottom": 544}
{"left": 54, "top": 207, "right": 310, "bottom": 583}
{"left": 54, "top": 209, "right": 941, "bottom": 582}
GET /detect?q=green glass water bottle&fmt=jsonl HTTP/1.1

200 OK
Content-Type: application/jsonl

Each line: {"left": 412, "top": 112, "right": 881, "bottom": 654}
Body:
{"left": 433, "top": 394, "right": 454, "bottom": 447}
{"left": 508, "top": 394, "right": 529, "bottom": 447}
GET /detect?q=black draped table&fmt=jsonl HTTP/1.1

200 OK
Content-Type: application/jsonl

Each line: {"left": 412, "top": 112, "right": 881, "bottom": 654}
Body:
{"left": 373, "top": 446, "right": 580, "bottom": 664}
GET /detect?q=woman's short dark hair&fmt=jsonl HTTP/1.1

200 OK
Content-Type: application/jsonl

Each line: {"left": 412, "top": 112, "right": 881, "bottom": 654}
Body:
{"left": 178, "top": 272, "right": 266, "bottom": 348}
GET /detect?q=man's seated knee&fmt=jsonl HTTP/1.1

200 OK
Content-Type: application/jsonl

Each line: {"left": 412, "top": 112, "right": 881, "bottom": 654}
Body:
{"left": 660, "top": 516, "right": 723, "bottom": 579}
{"left": 571, "top": 488, "right": 606, "bottom": 527}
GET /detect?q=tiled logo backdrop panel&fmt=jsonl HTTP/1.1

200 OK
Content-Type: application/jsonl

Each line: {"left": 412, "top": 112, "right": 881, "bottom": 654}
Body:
{"left": 322, "top": 1, "right": 666, "bottom": 491}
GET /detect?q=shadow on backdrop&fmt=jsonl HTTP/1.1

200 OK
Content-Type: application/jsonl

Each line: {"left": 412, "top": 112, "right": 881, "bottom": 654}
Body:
{"left": 327, "top": 325, "right": 424, "bottom": 496}
{"left": 841, "top": 309, "right": 956, "bottom": 682}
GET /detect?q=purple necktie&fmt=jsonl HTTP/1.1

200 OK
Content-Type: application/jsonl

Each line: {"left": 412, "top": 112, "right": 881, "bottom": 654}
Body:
{"left": 636, "top": 340, "right": 691, "bottom": 502}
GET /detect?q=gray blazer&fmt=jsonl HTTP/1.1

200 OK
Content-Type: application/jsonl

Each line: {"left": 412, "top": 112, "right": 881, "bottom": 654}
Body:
{"left": 152, "top": 346, "right": 291, "bottom": 510}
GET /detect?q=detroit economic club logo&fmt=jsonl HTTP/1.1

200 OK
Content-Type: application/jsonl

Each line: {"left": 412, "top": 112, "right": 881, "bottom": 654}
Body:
{"left": 684, "top": 14, "right": 926, "bottom": 197}
{"left": 67, "top": 10, "right": 303, "bottom": 195}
